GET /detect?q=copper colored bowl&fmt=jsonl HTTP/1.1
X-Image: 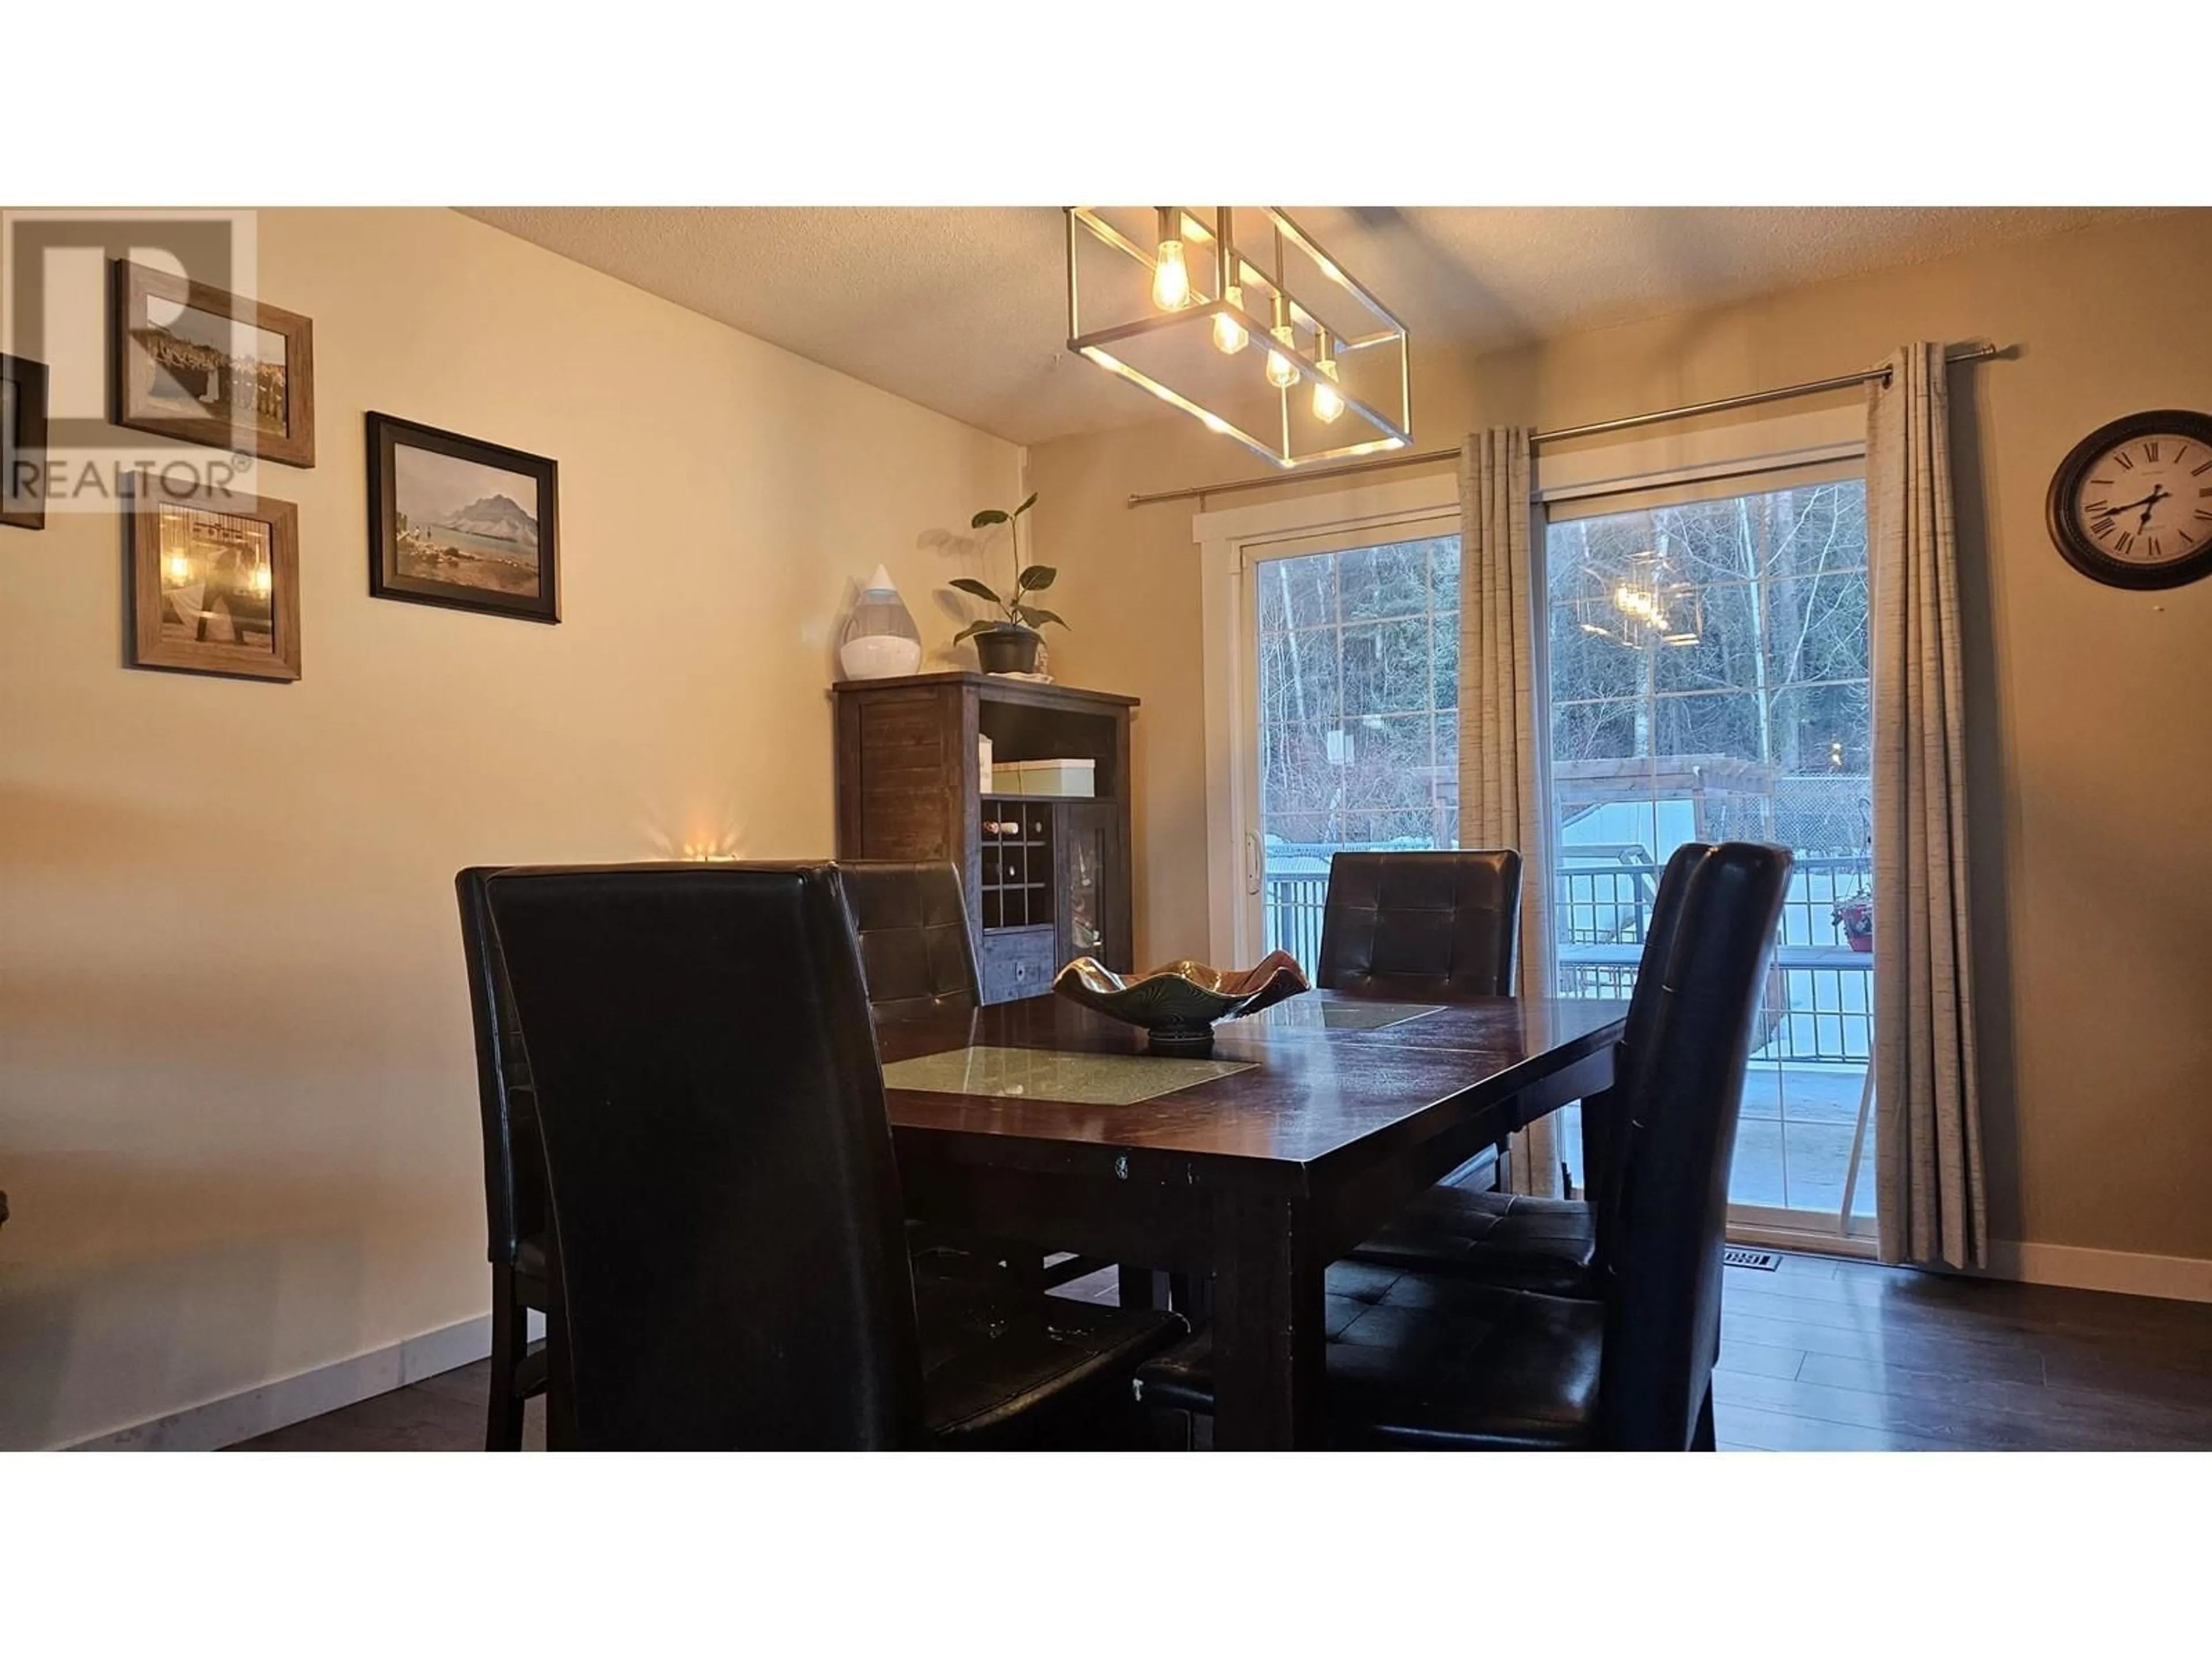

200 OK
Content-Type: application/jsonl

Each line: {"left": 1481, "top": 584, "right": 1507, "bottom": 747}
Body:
{"left": 1051, "top": 951, "right": 1310, "bottom": 1056}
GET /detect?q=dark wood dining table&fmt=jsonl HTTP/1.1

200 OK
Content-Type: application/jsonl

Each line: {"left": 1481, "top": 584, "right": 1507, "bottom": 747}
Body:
{"left": 877, "top": 989, "right": 1629, "bottom": 1449}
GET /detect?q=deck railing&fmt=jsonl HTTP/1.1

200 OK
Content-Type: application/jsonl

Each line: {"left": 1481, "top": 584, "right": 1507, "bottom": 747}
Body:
{"left": 1262, "top": 851, "right": 1874, "bottom": 1066}
{"left": 1262, "top": 871, "right": 1332, "bottom": 974}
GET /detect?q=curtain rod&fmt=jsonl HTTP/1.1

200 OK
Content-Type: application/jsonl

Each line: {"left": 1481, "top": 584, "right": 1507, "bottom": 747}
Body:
{"left": 1123, "top": 342, "right": 2002, "bottom": 508}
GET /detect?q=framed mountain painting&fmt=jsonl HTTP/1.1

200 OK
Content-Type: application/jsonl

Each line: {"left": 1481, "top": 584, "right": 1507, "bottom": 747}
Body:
{"left": 366, "top": 411, "right": 559, "bottom": 623}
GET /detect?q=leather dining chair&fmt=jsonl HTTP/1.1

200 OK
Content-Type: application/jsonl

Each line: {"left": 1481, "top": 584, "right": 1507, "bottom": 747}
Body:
{"left": 455, "top": 866, "right": 553, "bottom": 1452}
{"left": 1315, "top": 850, "right": 1522, "bottom": 1001}
{"left": 835, "top": 861, "right": 981, "bottom": 1021}
{"left": 1310, "top": 847, "right": 1523, "bottom": 1232}
{"left": 836, "top": 859, "right": 1103, "bottom": 1294}
{"left": 1134, "top": 842, "right": 1793, "bottom": 1450}
{"left": 484, "top": 861, "right": 1185, "bottom": 1449}
{"left": 1346, "top": 843, "right": 1707, "bottom": 1299}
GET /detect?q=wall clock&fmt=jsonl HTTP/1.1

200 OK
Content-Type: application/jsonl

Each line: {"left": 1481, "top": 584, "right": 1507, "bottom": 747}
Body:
{"left": 2046, "top": 409, "right": 2212, "bottom": 589}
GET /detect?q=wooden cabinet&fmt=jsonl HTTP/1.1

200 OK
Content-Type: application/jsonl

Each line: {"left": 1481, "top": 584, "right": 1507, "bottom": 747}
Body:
{"left": 832, "top": 672, "right": 1138, "bottom": 1003}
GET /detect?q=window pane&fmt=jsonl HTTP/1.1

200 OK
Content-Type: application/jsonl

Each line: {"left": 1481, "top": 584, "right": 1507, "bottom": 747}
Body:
{"left": 1256, "top": 553, "right": 1332, "bottom": 632}
{"left": 1340, "top": 618, "right": 1434, "bottom": 717}
{"left": 1553, "top": 696, "right": 1643, "bottom": 764}
{"left": 1652, "top": 582, "right": 1756, "bottom": 695}
{"left": 1654, "top": 689, "right": 1764, "bottom": 764}
{"left": 1760, "top": 482, "right": 1868, "bottom": 579}
{"left": 1766, "top": 573, "right": 1872, "bottom": 687}
{"left": 1338, "top": 541, "right": 1431, "bottom": 622}
{"left": 1549, "top": 604, "right": 1646, "bottom": 700}
{"left": 1769, "top": 684, "right": 1872, "bottom": 778}
{"left": 1425, "top": 537, "right": 1462, "bottom": 613}
{"left": 1259, "top": 628, "right": 1340, "bottom": 724}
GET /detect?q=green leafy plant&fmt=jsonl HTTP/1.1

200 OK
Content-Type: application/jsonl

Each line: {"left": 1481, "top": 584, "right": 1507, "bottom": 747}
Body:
{"left": 950, "top": 493, "right": 1066, "bottom": 644}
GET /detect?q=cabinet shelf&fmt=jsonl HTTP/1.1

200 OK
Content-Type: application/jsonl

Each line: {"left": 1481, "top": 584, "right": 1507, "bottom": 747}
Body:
{"left": 833, "top": 672, "right": 1137, "bottom": 1004}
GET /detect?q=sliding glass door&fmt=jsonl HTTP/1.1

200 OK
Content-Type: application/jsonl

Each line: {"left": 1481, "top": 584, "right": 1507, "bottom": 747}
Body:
{"left": 1218, "top": 472, "right": 1876, "bottom": 1240}
{"left": 1542, "top": 474, "right": 1877, "bottom": 1238}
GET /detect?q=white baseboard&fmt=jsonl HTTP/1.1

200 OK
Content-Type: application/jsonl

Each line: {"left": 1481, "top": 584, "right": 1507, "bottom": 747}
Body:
{"left": 69, "top": 1308, "right": 543, "bottom": 1452}
{"left": 1981, "top": 1240, "right": 2212, "bottom": 1305}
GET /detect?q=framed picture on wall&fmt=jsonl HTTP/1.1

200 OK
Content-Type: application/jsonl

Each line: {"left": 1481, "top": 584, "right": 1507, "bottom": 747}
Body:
{"left": 127, "top": 479, "right": 302, "bottom": 682}
{"left": 1, "top": 353, "right": 50, "bottom": 531}
{"left": 366, "top": 412, "right": 559, "bottom": 623}
{"left": 111, "top": 259, "right": 317, "bottom": 468}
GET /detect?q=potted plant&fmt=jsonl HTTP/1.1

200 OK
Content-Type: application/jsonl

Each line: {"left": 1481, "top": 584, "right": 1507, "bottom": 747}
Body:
{"left": 949, "top": 493, "right": 1065, "bottom": 675}
{"left": 1832, "top": 892, "right": 1874, "bottom": 953}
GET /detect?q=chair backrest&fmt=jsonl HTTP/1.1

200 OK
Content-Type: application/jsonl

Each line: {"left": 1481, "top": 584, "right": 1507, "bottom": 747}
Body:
{"left": 455, "top": 866, "right": 543, "bottom": 1270}
{"left": 836, "top": 860, "right": 981, "bottom": 1021}
{"left": 1596, "top": 842, "right": 1793, "bottom": 1451}
{"left": 1314, "top": 850, "right": 1523, "bottom": 999}
{"left": 1581, "top": 842, "right": 1706, "bottom": 1262}
{"left": 485, "top": 862, "right": 927, "bottom": 1449}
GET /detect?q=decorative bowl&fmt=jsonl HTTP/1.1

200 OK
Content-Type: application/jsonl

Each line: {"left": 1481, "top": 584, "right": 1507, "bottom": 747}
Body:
{"left": 1051, "top": 951, "right": 1310, "bottom": 1056}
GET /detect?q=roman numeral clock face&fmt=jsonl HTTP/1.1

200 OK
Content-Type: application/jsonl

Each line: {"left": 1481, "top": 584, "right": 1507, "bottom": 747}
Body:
{"left": 2050, "top": 411, "right": 2212, "bottom": 590}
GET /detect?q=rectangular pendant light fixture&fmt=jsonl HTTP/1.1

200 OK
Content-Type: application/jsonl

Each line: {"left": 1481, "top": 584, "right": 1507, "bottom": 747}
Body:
{"left": 1065, "top": 206, "right": 1412, "bottom": 469}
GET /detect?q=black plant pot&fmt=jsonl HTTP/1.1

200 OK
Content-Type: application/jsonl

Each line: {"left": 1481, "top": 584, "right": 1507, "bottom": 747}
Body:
{"left": 974, "top": 624, "right": 1041, "bottom": 676}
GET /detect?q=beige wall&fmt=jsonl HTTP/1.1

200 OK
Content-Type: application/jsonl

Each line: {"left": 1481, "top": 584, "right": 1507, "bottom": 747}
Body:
{"left": 0, "top": 207, "right": 1021, "bottom": 1447}
{"left": 1032, "top": 209, "right": 2212, "bottom": 1271}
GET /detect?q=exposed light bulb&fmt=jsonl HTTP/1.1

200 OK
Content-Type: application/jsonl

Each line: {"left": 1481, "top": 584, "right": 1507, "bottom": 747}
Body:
{"left": 1152, "top": 240, "right": 1191, "bottom": 310}
{"left": 164, "top": 552, "right": 191, "bottom": 585}
{"left": 1151, "top": 208, "right": 1191, "bottom": 310}
{"left": 1312, "top": 331, "right": 1343, "bottom": 422}
{"left": 1212, "top": 283, "right": 1248, "bottom": 354}
{"left": 1266, "top": 325, "right": 1298, "bottom": 389}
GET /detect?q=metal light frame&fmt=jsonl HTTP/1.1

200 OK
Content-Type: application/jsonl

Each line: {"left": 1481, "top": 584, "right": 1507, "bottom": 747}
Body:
{"left": 1066, "top": 206, "right": 1412, "bottom": 469}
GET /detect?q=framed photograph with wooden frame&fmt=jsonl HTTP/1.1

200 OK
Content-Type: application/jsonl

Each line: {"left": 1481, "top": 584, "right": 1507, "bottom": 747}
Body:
{"left": 366, "top": 411, "right": 559, "bottom": 623}
{"left": 1, "top": 353, "right": 49, "bottom": 531}
{"left": 128, "top": 479, "right": 302, "bottom": 682}
{"left": 112, "top": 259, "right": 316, "bottom": 468}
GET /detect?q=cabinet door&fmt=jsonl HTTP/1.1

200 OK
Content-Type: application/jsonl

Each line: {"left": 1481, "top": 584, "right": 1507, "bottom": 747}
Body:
{"left": 1054, "top": 801, "right": 1127, "bottom": 971}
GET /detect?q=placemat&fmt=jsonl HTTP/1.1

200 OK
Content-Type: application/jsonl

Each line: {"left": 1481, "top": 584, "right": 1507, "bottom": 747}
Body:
{"left": 1248, "top": 999, "right": 1441, "bottom": 1032}
{"left": 882, "top": 1045, "right": 1253, "bottom": 1107}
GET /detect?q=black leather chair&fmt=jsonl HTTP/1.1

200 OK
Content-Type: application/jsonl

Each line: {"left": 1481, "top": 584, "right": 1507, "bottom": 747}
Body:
{"left": 836, "top": 858, "right": 1101, "bottom": 1293}
{"left": 1346, "top": 843, "right": 1707, "bottom": 1298}
{"left": 836, "top": 861, "right": 981, "bottom": 1020}
{"left": 1135, "top": 842, "right": 1793, "bottom": 1450}
{"left": 1315, "top": 850, "right": 1523, "bottom": 1001}
{"left": 1310, "top": 848, "right": 1523, "bottom": 1213}
{"left": 483, "top": 861, "right": 1185, "bottom": 1449}
{"left": 455, "top": 867, "right": 553, "bottom": 1451}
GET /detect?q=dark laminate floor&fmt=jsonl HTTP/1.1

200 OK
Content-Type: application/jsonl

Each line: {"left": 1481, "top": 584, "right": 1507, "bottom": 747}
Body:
{"left": 228, "top": 1252, "right": 2212, "bottom": 1452}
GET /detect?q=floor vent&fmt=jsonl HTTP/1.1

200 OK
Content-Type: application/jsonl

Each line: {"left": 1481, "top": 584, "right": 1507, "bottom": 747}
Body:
{"left": 1722, "top": 1247, "right": 1782, "bottom": 1271}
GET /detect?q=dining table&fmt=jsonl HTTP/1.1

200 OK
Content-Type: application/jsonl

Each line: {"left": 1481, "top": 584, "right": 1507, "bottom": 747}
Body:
{"left": 876, "top": 988, "right": 1630, "bottom": 1450}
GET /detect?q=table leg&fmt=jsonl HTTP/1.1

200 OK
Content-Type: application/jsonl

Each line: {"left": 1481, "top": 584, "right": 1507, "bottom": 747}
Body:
{"left": 1209, "top": 1193, "right": 1325, "bottom": 1450}
{"left": 1117, "top": 1264, "right": 1171, "bottom": 1310}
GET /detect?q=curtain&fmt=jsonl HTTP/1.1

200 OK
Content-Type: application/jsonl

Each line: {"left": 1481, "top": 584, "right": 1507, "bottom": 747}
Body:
{"left": 1866, "top": 345, "right": 1987, "bottom": 1268}
{"left": 1458, "top": 429, "right": 1562, "bottom": 1198}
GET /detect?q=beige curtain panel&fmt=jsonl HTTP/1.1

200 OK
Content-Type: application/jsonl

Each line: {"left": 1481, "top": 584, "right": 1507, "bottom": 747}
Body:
{"left": 1867, "top": 345, "right": 1987, "bottom": 1269}
{"left": 1457, "top": 428, "right": 1562, "bottom": 1198}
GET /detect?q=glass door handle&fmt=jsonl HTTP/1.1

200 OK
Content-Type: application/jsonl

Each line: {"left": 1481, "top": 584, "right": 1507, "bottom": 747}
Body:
{"left": 1245, "top": 831, "right": 1262, "bottom": 896}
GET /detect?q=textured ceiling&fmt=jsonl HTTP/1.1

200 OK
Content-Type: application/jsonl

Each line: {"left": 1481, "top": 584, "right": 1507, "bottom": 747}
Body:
{"left": 463, "top": 206, "right": 2134, "bottom": 445}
